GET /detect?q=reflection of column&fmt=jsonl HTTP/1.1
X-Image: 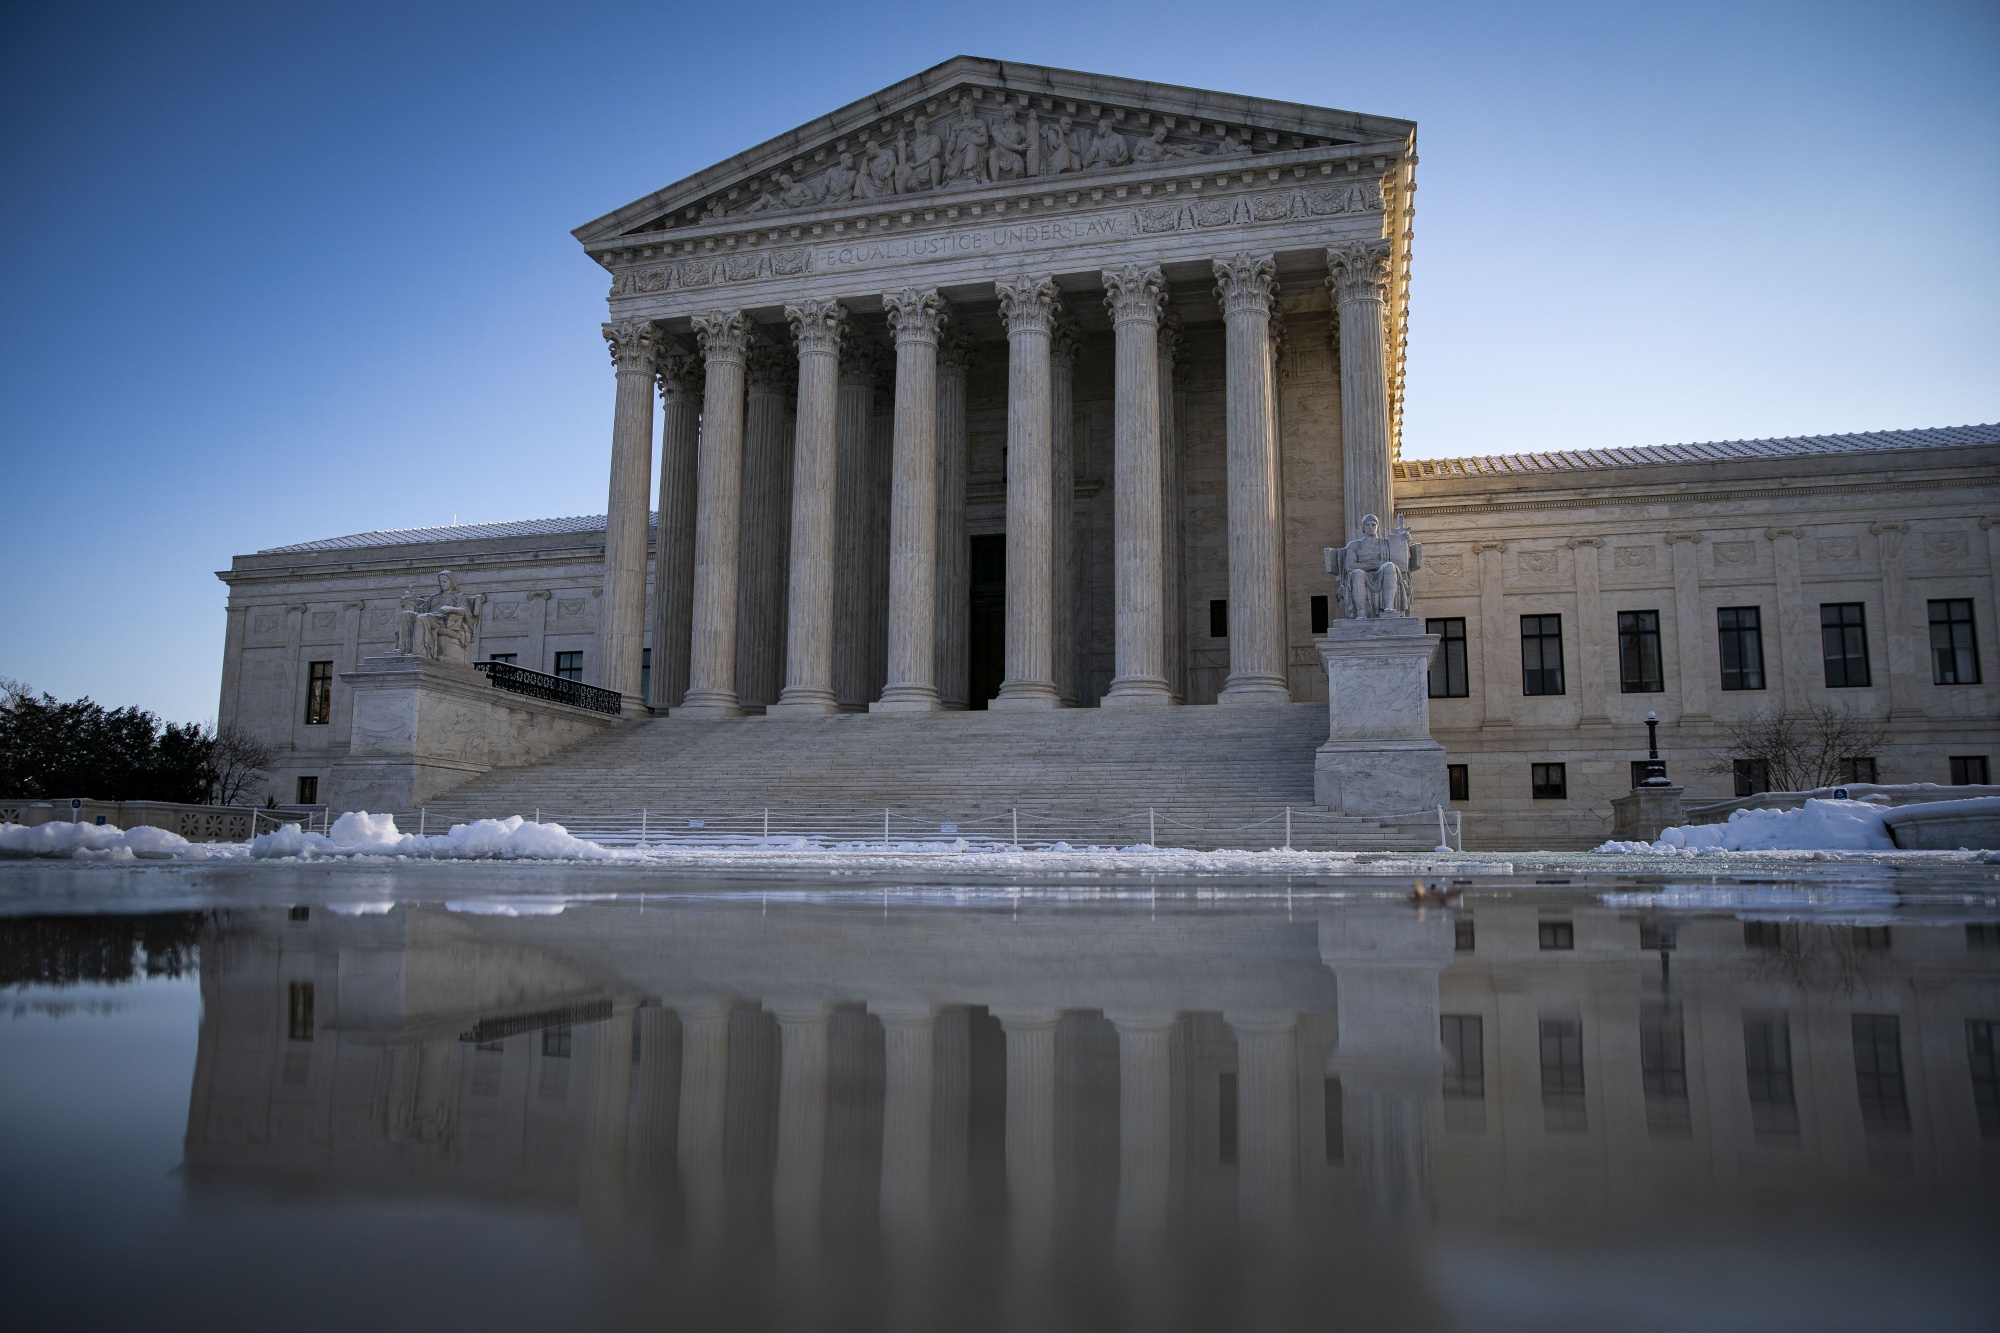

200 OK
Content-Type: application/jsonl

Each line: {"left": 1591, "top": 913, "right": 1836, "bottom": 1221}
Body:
{"left": 1225, "top": 1012, "right": 1298, "bottom": 1229}
{"left": 599, "top": 318, "right": 659, "bottom": 712}
{"left": 736, "top": 343, "right": 795, "bottom": 710}
{"left": 874, "top": 1003, "right": 938, "bottom": 1232}
{"left": 876, "top": 289, "right": 949, "bottom": 712}
{"left": 1213, "top": 253, "right": 1289, "bottom": 705}
{"left": 631, "top": 1006, "right": 681, "bottom": 1192}
{"left": 1326, "top": 240, "right": 1394, "bottom": 537}
{"left": 389, "top": 1037, "right": 459, "bottom": 1145}
{"left": 993, "top": 275, "right": 1061, "bottom": 710}
{"left": 772, "top": 299, "right": 847, "bottom": 715}
{"left": 771, "top": 1002, "right": 830, "bottom": 1273}
{"left": 1570, "top": 537, "right": 1607, "bottom": 724}
{"left": 682, "top": 311, "right": 750, "bottom": 716}
{"left": 1158, "top": 313, "right": 1186, "bottom": 703}
{"left": 1669, "top": 532, "right": 1708, "bottom": 720}
{"left": 677, "top": 1002, "right": 733, "bottom": 1250}
{"left": 996, "top": 1007, "right": 1059, "bottom": 1327}
{"left": 1767, "top": 527, "right": 1810, "bottom": 711}
{"left": 581, "top": 1004, "right": 637, "bottom": 1239}
{"left": 1102, "top": 265, "right": 1173, "bottom": 707}
{"left": 1107, "top": 1011, "right": 1176, "bottom": 1247}
{"left": 1050, "top": 313, "right": 1081, "bottom": 707}
{"left": 931, "top": 1006, "right": 971, "bottom": 1223}
{"left": 934, "top": 334, "right": 974, "bottom": 710}
{"left": 650, "top": 349, "right": 702, "bottom": 710}
{"left": 833, "top": 335, "right": 884, "bottom": 710}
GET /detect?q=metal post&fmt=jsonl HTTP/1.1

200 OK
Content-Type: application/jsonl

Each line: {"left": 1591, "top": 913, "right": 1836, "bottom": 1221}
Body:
{"left": 884, "top": 808, "right": 890, "bottom": 850}
{"left": 1285, "top": 806, "right": 1292, "bottom": 851}
{"left": 1149, "top": 807, "right": 1156, "bottom": 846}
{"left": 1012, "top": 807, "right": 1019, "bottom": 847}
{"left": 763, "top": 807, "right": 769, "bottom": 848}
{"left": 419, "top": 807, "right": 426, "bottom": 837}
{"left": 641, "top": 807, "right": 647, "bottom": 846}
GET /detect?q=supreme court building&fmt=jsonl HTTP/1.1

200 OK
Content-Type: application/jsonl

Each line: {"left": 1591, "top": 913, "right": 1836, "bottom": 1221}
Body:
{"left": 216, "top": 58, "right": 2000, "bottom": 845}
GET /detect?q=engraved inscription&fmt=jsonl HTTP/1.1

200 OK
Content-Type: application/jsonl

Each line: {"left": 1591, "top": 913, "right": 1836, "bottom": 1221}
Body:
{"left": 818, "top": 213, "right": 1132, "bottom": 272}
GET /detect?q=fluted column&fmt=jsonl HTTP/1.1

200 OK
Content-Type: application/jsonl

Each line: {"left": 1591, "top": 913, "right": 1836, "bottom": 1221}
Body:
{"left": 649, "top": 350, "right": 702, "bottom": 710}
{"left": 1214, "top": 254, "right": 1290, "bottom": 704}
{"left": 735, "top": 343, "right": 794, "bottom": 711}
{"left": 1101, "top": 264, "right": 1174, "bottom": 706}
{"left": 771, "top": 1001, "right": 831, "bottom": 1272}
{"left": 681, "top": 311, "right": 750, "bottom": 716}
{"left": 676, "top": 1002, "right": 733, "bottom": 1251}
{"left": 1225, "top": 1011, "right": 1299, "bottom": 1230}
{"left": 1158, "top": 313, "right": 1186, "bottom": 703}
{"left": 875, "top": 288, "right": 949, "bottom": 712}
{"left": 1328, "top": 240, "right": 1394, "bottom": 539}
{"left": 992, "top": 275, "right": 1061, "bottom": 710}
{"left": 934, "top": 333, "right": 974, "bottom": 709}
{"left": 771, "top": 300, "right": 847, "bottom": 716}
{"left": 833, "top": 336, "right": 885, "bottom": 710}
{"left": 1050, "top": 314, "right": 1081, "bottom": 707}
{"left": 599, "top": 318, "right": 659, "bottom": 713}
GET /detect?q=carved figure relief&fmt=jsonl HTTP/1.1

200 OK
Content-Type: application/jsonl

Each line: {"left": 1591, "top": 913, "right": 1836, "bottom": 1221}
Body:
{"left": 1614, "top": 546, "right": 1656, "bottom": 570}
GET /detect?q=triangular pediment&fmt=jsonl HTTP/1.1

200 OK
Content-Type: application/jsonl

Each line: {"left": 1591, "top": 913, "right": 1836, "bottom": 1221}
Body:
{"left": 572, "top": 56, "right": 1415, "bottom": 250}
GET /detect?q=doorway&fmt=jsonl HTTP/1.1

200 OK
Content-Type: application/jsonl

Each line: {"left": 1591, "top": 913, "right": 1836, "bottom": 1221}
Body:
{"left": 968, "top": 534, "right": 1005, "bottom": 709}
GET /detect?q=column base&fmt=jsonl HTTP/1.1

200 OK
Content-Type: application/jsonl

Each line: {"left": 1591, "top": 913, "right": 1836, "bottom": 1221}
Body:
{"left": 768, "top": 688, "right": 839, "bottom": 717}
{"left": 989, "top": 680, "right": 1061, "bottom": 711}
{"left": 674, "top": 688, "right": 743, "bottom": 718}
{"left": 1102, "top": 676, "right": 1175, "bottom": 708}
{"left": 1218, "top": 674, "right": 1291, "bottom": 706}
{"left": 616, "top": 692, "right": 651, "bottom": 718}
{"left": 871, "top": 685, "right": 942, "bottom": 713}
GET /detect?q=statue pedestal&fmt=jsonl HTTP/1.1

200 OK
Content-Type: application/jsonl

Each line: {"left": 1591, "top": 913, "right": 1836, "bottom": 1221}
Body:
{"left": 1610, "top": 783, "right": 1685, "bottom": 843}
{"left": 1313, "top": 618, "right": 1449, "bottom": 815}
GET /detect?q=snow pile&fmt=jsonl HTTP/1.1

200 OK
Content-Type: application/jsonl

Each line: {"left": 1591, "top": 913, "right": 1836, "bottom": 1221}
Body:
{"left": 248, "top": 812, "right": 628, "bottom": 861}
{"left": 1598, "top": 798, "right": 1895, "bottom": 854}
{"left": 0, "top": 821, "right": 194, "bottom": 860}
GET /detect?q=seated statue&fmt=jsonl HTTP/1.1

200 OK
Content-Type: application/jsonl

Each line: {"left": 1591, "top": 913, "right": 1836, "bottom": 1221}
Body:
{"left": 1324, "top": 514, "right": 1422, "bottom": 620}
{"left": 395, "top": 570, "right": 485, "bottom": 664}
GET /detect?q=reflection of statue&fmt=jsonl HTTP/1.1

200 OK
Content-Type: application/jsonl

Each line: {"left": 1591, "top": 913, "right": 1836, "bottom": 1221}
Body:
{"left": 396, "top": 571, "right": 485, "bottom": 663}
{"left": 989, "top": 107, "right": 1031, "bottom": 179}
{"left": 1324, "top": 515, "right": 1422, "bottom": 620}
{"left": 1083, "top": 117, "right": 1130, "bottom": 169}
{"left": 898, "top": 117, "right": 943, "bottom": 192}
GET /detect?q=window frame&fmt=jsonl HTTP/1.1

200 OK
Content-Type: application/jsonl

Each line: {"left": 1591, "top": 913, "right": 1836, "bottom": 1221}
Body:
{"left": 1447, "top": 763, "right": 1469, "bottom": 802}
{"left": 1616, "top": 610, "right": 1665, "bottom": 694}
{"left": 1950, "top": 756, "right": 1990, "bottom": 786}
{"left": 553, "top": 651, "right": 584, "bottom": 682}
{"left": 304, "top": 660, "right": 334, "bottom": 725}
{"left": 1531, "top": 761, "right": 1567, "bottom": 800}
{"left": 1928, "top": 599, "right": 1981, "bottom": 685}
{"left": 295, "top": 775, "right": 319, "bottom": 806}
{"left": 1520, "top": 614, "right": 1565, "bottom": 696}
{"left": 1309, "top": 595, "right": 1329, "bottom": 636}
{"left": 1209, "top": 599, "right": 1228, "bottom": 639}
{"left": 1717, "top": 605, "right": 1766, "bottom": 691}
{"left": 1820, "top": 602, "right": 1872, "bottom": 688}
{"left": 1427, "top": 617, "right": 1469, "bottom": 698}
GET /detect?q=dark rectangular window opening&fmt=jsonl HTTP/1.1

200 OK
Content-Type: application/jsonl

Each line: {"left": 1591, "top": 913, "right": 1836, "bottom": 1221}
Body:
{"left": 1323, "top": 1076, "right": 1344, "bottom": 1162}
{"left": 1428, "top": 618, "right": 1469, "bottom": 698}
{"left": 1442, "top": 1015, "right": 1485, "bottom": 1100}
{"left": 1538, "top": 920, "right": 1575, "bottom": 951}
{"left": 1310, "top": 595, "right": 1329, "bottom": 635}
{"left": 1744, "top": 1014, "right": 1799, "bottom": 1140}
{"left": 1966, "top": 923, "right": 2000, "bottom": 950}
{"left": 1970, "top": 1020, "right": 2000, "bottom": 1138}
{"left": 1734, "top": 758, "right": 1770, "bottom": 798}
{"left": 287, "top": 905, "right": 310, "bottom": 922}
{"left": 1641, "top": 1001, "right": 1691, "bottom": 1138}
{"left": 1617, "top": 611, "right": 1664, "bottom": 693}
{"left": 1521, "top": 614, "right": 1565, "bottom": 695}
{"left": 1218, "top": 1071, "right": 1239, "bottom": 1164}
{"left": 1929, "top": 599, "right": 1981, "bottom": 685}
{"left": 640, "top": 647, "right": 652, "bottom": 700}
{"left": 304, "top": 660, "right": 333, "bottom": 725}
{"left": 542, "top": 1025, "right": 573, "bottom": 1059}
{"left": 1821, "top": 603, "right": 1871, "bottom": 688}
{"left": 1744, "top": 921, "right": 1788, "bottom": 951}
{"left": 1540, "top": 1018, "right": 1586, "bottom": 1133}
{"left": 1532, "top": 762, "right": 1567, "bottom": 800}
{"left": 553, "top": 651, "right": 583, "bottom": 682}
{"left": 1718, "top": 606, "right": 1766, "bottom": 691}
{"left": 1851, "top": 926, "right": 1892, "bottom": 951}
{"left": 1447, "top": 764, "right": 1469, "bottom": 802}
{"left": 1950, "top": 756, "right": 1990, "bottom": 786}
{"left": 485, "top": 653, "right": 517, "bottom": 665}
{"left": 1852, "top": 1013, "right": 1910, "bottom": 1134}
{"left": 295, "top": 776, "right": 319, "bottom": 806}
{"left": 1454, "top": 917, "right": 1475, "bottom": 952}
{"left": 1639, "top": 922, "right": 1677, "bottom": 951}
{"left": 287, "top": 982, "right": 315, "bottom": 1042}
{"left": 1842, "top": 757, "right": 1878, "bottom": 784}
{"left": 1209, "top": 599, "right": 1228, "bottom": 639}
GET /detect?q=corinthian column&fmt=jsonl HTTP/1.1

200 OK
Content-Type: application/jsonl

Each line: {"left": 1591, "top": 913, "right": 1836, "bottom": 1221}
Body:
{"left": 1158, "top": 312, "right": 1186, "bottom": 703}
{"left": 599, "top": 317, "right": 659, "bottom": 713}
{"left": 1101, "top": 263, "right": 1174, "bottom": 707}
{"left": 1213, "top": 254, "right": 1290, "bottom": 705}
{"left": 934, "top": 332, "right": 974, "bottom": 709}
{"left": 992, "top": 274, "right": 1061, "bottom": 711}
{"left": 650, "top": 349, "right": 701, "bottom": 710}
{"left": 874, "top": 287, "right": 949, "bottom": 711}
{"left": 1050, "top": 313, "right": 1081, "bottom": 707}
{"left": 771, "top": 299, "right": 846, "bottom": 716}
{"left": 736, "top": 343, "right": 795, "bottom": 711}
{"left": 833, "top": 336, "right": 885, "bottom": 709}
{"left": 680, "top": 310, "right": 750, "bottom": 717}
{"left": 1327, "top": 240, "right": 1394, "bottom": 539}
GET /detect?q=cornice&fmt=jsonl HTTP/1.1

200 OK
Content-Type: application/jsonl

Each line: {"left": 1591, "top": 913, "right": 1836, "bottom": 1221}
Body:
{"left": 1396, "top": 469, "right": 1999, "bottom": 518}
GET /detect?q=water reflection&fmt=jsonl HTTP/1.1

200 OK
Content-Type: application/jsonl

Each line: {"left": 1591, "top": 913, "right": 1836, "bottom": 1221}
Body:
{"left": 26, "top": 890, "right": 2000, "bottom": 1329}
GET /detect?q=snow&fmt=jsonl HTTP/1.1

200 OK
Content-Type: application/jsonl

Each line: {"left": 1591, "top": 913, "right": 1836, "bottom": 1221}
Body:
{"left": 1597, "top": 798, "right": 1897, "bottom": 854}
{"left": 247, "top": 812, "right": 630, "bottom": 861}
{"left": 0, "top": 821, "right": 194, "bottom": 860}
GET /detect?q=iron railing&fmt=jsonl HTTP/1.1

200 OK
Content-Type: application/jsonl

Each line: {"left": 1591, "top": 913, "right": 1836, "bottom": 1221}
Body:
{"left": 475, "top": 660, "right": 622, "bottom": 715}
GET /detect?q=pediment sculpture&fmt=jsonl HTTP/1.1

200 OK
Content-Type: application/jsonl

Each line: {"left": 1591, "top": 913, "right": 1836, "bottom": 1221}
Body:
{"left": 1324, "top": 515, "right": 1422, "bottom": 620}
{"left": 395, "top": 570, "right": 486, "bottom": 665}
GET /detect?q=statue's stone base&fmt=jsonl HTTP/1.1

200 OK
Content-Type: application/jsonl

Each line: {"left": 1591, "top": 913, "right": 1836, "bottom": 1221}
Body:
{"left": 1313, "top": 617, "right": 1449, "bottom": 815}
{"left": 331, "top": 655, "right": 619, "bottom": 811}
{"left": 1610, "top": 784, "right": 1685, "bottom": 843}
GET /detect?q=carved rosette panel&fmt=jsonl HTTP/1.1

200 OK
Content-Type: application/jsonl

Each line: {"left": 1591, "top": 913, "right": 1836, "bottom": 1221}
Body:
{"left": 1101, "top": 263, "right": 1166, "bottom": 326}
{"left": 690, "top": 310, "right": 751, "bottom": 363}
{"left": 655, "top": 344, "right": 703, "bottom": 402}
{"left": 1211, "top": 253, "right": 1277, "bottom": 316}
{"left": 784, "top": 298, "right": 848, "bottom": 357}
{"left": 1326, "top": 239, "right": 1392, "bottom": 306}
{"left": 995, "top": 273, "right": 1060, "bottom": 336}
{"left": 883, "top": 287, "right": 950, "bottom": 345}
{"left": 603, "top": 317, "right": 661, "bottom": 375}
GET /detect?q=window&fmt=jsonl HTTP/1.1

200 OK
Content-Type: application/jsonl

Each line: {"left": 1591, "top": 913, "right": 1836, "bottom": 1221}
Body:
{"left": 1717, "top": 606, "right": 1766, "bottom": 691}
{"left": 1310, "top": 595, "right": 1329, "bottom": 635}
{"left": 1540, "top": 1018, "right": 1586, "bottom": 1132}
{"left": 287, "top": 982, "right": 314, "bottom": 1042}
{"left": 304, "top": 660, "right": 333, "bottom": 724}
{"left": 553, "top": 651, "right": 583, "bottom": 682}
{"left": 1447, "top": 763, "right": 1469, "bottom": 802}
{"left": 295, "top": 776, "right": 319, "bottom": 805}
{"left": 1442, "top": 1015, "right": 1484, "bottom": 1099}
{"left": 1532, "top": 762, "right": 1567, "bottom": 800}
{"left": 1951, "top": 756, "right": 1990, "bottom": 786}
{"left": 287, "top": 905, "right": 310, "bottom": 922}
{"left": 1851, "top": 926, "right": 1891, "bottom": 951}
{"left": 1744, "top": 921, "right": 1788, "bottom": 951}
{"left": 1209, "top": 599, "right": 1228, "bottom": 639}
{"left": 1929, "top": 600, "right": 1980, "bottom": 685}
{"left": 1744, "top": 1014, "right": 1799, "bottom": 1139}
{"left": 1617, "top": 611, "right": 1664, "bottom": 693}
{"left": 1821, "top": 603, "right": 1871, "bottom": 688}
{"left": 1967, "top": 924, "right": 2000, "bottom": 950}
{"left": 1842, "top": 757, "right": 1878, "bottom": 784}
{"left": 1323, "top": 1077, "right": 1344, "bottom": 1162}
{"left": 1218, "top": 1071, "right": 1239, "bottom": 1164}
{"left": 1733, "top": 759, "right": 1769, "bottom": 797}
{"left": 1641, "top": 1001, "right": 1691, "bottom": 1137}
{"left": 1852, "top": 1013, "right": 1909, "bottom": 1133}
{"left": 1454, "top": 918, "right": 1475, "bottom": 952}
{"left": 542, "top": 1025, "right": 573, "bottom": 1059}
{"left": 1427, "top": 618, "right": 1469, "bottom": 698}
{"left": 486, "top": 653, "right": 517, "bottom": 665}
{"left": 1521, "top": 614, "right": 1565, "bottom": 695}
{"left": 1538, "top": 920, "right": 1575, "bottom": 951}
{"left": 1970, "top": 1020, "right": 1999, "bottom": 1138}
{"left": 640, "top": 647, "right": 652, "bottom": 699}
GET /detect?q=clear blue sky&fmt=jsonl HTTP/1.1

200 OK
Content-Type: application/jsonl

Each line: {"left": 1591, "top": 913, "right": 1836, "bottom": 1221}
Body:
{"left": 3, "top": 0, "right": 1994, "bottom": 725}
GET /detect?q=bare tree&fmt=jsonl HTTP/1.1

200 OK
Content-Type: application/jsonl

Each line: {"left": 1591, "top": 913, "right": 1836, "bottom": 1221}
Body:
{"left": 1706, "top": 703, "right": 1889, "bottom": 794}
{"left": 209, "top": 724, "right": 278, "bottom": 806}
{"left": 0, "top": 676, "right": 30, "bottom": 706}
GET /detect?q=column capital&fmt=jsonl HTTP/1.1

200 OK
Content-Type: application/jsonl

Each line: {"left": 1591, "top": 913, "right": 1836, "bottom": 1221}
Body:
{"left": 990, "top": 1007, "right": 1062, "bottom": 1031}
{"left": 938, "top": 328, "right": 976, "bottom": 376}
{"left": 1157, "top": 308, "right": 1185, "bottom": 368}
{"left": 1101, "top": 262, "right": 1166, "bottom": 324}
{"left": 656, "top": 344, "right": 703, "bottom": 403}
{"left": 839, "top": 331, "right": 889, "bottom": 387}
{"left": 1212, "top": 252, "right": 1277, "bottom": 315}
{"left": 1050, "top": 310, "right": 1082, "bottom": 369}
{"left": 690, "top": 310, "right": 751, "bottom": 363}
{"left": 868, "top": 1000, "right": 942, "bottom": 1026}
{"left": 995, "top": 273, "right": 1060, "bottom": 335}
{"left": 1326, "top": 239, "right": 1393, "bottom": 306}
{"left": 883, "top": 287, "right": 950, "bottom": 344}
{"left": 603, "top": 317, "right": 662, "bottom": 375}
{"left": 745, "top": 340, "right": 795, "bottom": 393}
{"left": 1103, "top": 1010, "right": 1178, "bottom": 1034}
{"left": 1765, "top": 526, "right": 1805, "bottom": 540}
{"left": 784, "top": 298, "right": 847, "bottom": 357}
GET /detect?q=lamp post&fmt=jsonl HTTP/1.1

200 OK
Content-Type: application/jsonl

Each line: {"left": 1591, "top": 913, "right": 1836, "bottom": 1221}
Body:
{"left": 1640, "top": 710, "right": 1669, "bottom": 786}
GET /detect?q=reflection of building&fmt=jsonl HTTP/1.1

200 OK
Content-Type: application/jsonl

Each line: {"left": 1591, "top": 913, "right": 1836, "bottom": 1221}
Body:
{"left": 185, "top": 898, "right": 2000, "bottom": 1327}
